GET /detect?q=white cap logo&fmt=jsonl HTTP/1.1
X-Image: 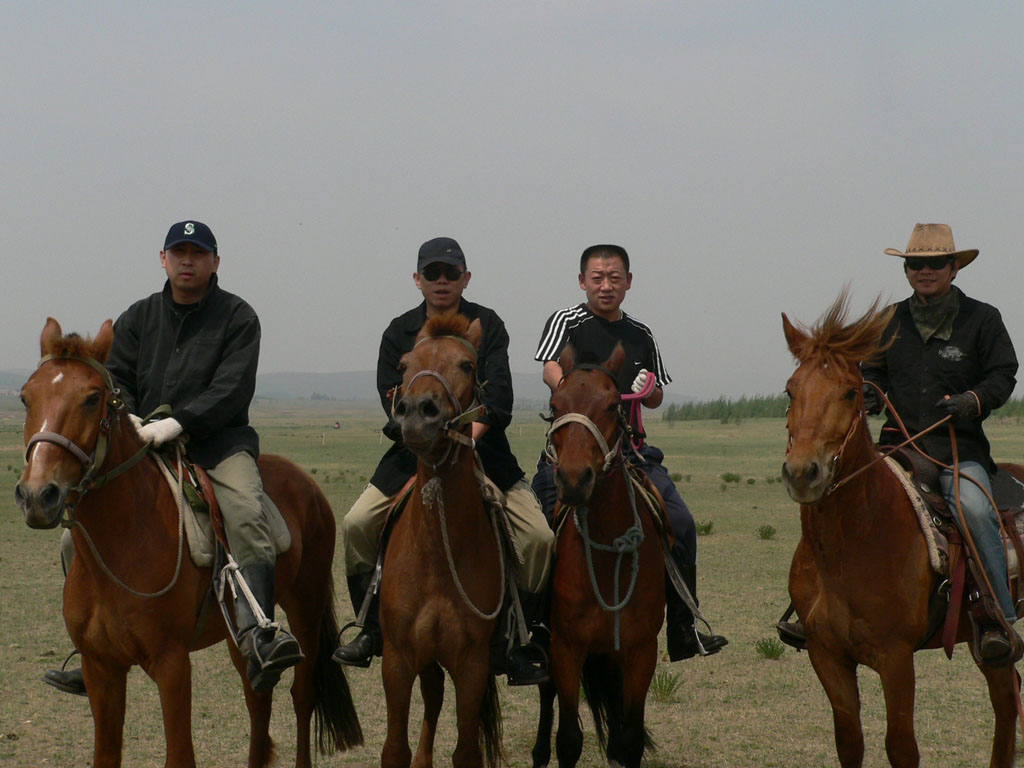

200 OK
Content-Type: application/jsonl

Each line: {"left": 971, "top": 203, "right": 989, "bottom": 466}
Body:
{"left": 184, "top": 222, "right": 195, "bottom": 235}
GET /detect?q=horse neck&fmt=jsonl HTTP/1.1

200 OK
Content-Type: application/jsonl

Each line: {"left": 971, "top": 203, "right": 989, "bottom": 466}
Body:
{"left": 577, "top": 463, "right": 636, "bottom": 540}
{"left": 412, "top": 445, "right": 485, "bottom": 532}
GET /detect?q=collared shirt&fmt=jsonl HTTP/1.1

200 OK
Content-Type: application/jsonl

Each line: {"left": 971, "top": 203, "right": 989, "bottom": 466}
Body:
{"left": 369, "top": 298, "right": 525, "bottom": 495}
{"left": 862, "top": 287, "right": 1017, "bottom": 471}
{"left": 106, "top": 274, "right": 261, "bottom": 468}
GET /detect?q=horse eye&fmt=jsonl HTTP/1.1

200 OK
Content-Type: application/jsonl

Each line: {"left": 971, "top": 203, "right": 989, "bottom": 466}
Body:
{"left": 397, "top": 362, "right": 407, "bottom": 374}
{"left": 843, "top": 387, "right": 857, "bottom": 401}
{"left": 84, "top": 392, "right": 101, "bottom": 408}
{"left": 459, "top": 361, "right": 474, "bottom": 375}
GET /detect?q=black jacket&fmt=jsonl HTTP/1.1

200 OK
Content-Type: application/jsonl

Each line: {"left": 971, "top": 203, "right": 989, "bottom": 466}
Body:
{"left": 369, "top": 298, "right": 525, "bottom": 495}
{"left": 862, "top": 288, "right": 1017, "bottom": 471}
{"left": 106, "top": 275, "right": 261, "bottom": 468}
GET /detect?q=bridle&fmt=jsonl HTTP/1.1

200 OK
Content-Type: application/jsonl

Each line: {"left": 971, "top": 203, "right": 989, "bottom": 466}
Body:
{"left": 393, "top": 334, "right": 487, "bottom": 471}
{"left": 544, "top": 363, "right": 627, "bottom": 474}
{"left": 25, "top": 354, "right": 150, "bottom": 505}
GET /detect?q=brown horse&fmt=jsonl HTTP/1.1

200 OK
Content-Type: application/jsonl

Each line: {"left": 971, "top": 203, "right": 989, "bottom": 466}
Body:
{"left": 14, "top": 319, "right": 362, "bottom": 768}
{"left": 531, "top": 343, "right": 664, "bottom": 768}
{"left": 380, "top": 313, "right": 503, "bottom": 768}
{"left": 781, "top": 293, "right": 1021, "bottom": 768}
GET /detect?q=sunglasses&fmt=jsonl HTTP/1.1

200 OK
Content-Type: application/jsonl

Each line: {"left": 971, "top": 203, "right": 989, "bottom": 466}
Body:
{"left": 420, "top": 263, "right": 464, "bottom": 282}
{"left": 905, "top": 256, "right": 954, "bottom": 271}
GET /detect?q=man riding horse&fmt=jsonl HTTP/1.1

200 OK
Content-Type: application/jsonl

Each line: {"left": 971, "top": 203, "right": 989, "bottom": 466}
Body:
{"left": 45, "top": 220, "right": 303, "bottom": 695}
{"left": 532, "top": 243, "right": 728, "bottom": 661}
{"left": 334, "top": 236, "right": 554, "bottom": 685}
{"left": 779, "top": 222, "right": 1020, "bottom": 660}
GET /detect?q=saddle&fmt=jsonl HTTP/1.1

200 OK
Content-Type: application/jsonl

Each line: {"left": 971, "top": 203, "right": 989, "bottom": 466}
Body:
{"left": 887, "top": 446, "right": 1024, "bottom": 665}
{"left": 151, "top": 450, "right": 291, "bottom": 568}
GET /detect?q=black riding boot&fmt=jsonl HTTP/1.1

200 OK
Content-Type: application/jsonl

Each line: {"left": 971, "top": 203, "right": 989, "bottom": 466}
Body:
{"left": 234, "top": 563, "right": 304, "bottom": 692}
{"left": 666, "top": 563, "right": 728, "bottom": 661}
{"left": 776, "top": 602, "right": 807, "bottom": 650}
{"left": 42, "top": 650, "right": 87, "bottom": 696}
{"left": 333, "top": 572, "right": 382, "bottom": 668}
{"left": 505, "top": 588, "right": 551, "bottom": 686}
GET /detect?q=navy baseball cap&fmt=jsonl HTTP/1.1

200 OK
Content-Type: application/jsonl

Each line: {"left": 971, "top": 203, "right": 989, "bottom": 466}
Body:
{"left": 417, "top": 237, "right": 465, "bottom": 271}
{"left": 164, "top": 221, "right": 218, "bottom": 254}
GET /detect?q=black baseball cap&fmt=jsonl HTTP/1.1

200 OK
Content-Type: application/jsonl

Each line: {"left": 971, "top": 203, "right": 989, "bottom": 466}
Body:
{"left": 417, "top": 237, "right": 466, "bottom": 271}
{"left": 164, "top": 221, "right": 218, "bottom": 254}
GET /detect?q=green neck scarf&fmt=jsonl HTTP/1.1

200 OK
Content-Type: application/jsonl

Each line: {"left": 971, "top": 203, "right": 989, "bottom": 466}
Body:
{"left": 909, "top": 287, "right": 959, "bottom": 343}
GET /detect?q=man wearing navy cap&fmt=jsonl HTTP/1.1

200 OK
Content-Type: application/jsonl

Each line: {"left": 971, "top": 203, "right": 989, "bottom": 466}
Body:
{"left": 44, "top": 220, "right": 303, "bottom": 696}
{"left": 334, "top": 236, "right": 554, "bottom": 686}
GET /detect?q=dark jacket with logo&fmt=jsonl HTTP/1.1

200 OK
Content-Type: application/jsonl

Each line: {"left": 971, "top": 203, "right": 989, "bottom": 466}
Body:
{"left": 106, "top": 274, "right": 260, "bottom": 468}
{"left": 369, "top": 298, "right": 525, "bottom": 496}
{"left": 862, "top": 287, "right": 1017, "bottom": 471}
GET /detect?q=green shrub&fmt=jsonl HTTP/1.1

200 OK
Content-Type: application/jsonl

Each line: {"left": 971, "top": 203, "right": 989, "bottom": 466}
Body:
{"left": 721, "top": 472, "right": 741, "bottom": 483}
{"left": 746, "top": 478, "right": 756, "bottom": 485}
{"left": 669, "top": 472, "right": 683, "bottom": 482}
{"left": 756, "top": 525, "right": 776, "bottom": 540}
{"left": 695, "top": 520, "right": 714, "bottom": 536}
{"left": 649, "top": 668, "right": 682, "bottom": 702}
{"left": 755, "top": 637, "right": 785, "bottom": 660}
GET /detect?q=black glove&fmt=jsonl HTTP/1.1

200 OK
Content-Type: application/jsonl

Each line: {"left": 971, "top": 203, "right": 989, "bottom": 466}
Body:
{"left": 862, "top": 383, "right": 883, "bottom": 415}
{"left": 936, "top": 392, "right": 979, "bottom": 420}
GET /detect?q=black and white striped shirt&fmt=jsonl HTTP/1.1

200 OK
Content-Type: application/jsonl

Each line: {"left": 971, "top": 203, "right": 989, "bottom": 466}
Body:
{"left": 534, "top": 303, "right": 671, "bottom": 394}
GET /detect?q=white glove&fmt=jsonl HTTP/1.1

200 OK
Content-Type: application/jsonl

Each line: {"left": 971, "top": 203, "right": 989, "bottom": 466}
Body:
{"left": 128, "top": 413, "right": 144, "bottom": 433}
{"left": 138, "top": 418, "right": 183, "bottom": 447}
{"left": 631, "top": 369, "right": 651, "bottom": 394}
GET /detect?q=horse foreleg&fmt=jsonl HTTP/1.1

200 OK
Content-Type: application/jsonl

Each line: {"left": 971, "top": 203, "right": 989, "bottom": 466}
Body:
{"left": 382, "top": 646, "right": 416, "bottom": 768}
{"left": 808, "top": 645, "right": 864, "bottom": 768}
{"left": 449, "top": 651, "right": 492, "bottom": 768}
{"left": 83, "top": 656, "right": 129, "bottom": 768}
{"left": 411, "top": 662, "right": 444, "bottom": 768}
{"left": 978, "top": 662, "right": 1019, "bottom": 768}
{"left": 531, "top": 679, "right": 556, "bottom": 768}
{"left": 875, "top": 651, "right": 920, "bottom": 768}
{"left": 609, "top": 643, "right": 657, "bottom": 768}
{"left": 551, "top": 640, "right": 585, "bottom": 768}
{"left": 148, "top": 648, "right": 198, "bottom": 768}
{"left": 226, "top": 638, "right": 275, "bottom": 768}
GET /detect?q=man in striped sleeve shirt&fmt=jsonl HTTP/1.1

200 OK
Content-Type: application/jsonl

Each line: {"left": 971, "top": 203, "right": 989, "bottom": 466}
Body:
{"left": 533, "top": 244, "right": 727, "bottom": 661}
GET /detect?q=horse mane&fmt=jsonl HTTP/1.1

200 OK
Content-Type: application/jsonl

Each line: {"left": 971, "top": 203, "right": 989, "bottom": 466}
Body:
{"left": 788, "top": 288, "right": 896, "bottom": 371}
{"left": 42, "top": 331, "right": 106, "bottom": 362}
{"left": 422, "top": 312, "right": 471, "bottom": 340}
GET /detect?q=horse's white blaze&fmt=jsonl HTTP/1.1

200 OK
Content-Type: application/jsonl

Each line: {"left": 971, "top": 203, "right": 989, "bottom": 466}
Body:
{"left": 51, "top": 372, "right": 63, "bottom": 385}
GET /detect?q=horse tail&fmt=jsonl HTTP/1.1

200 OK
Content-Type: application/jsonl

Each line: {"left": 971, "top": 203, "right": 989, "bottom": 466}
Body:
{"left": 581, "top": 655, "right": 654, "bottom": 758}
{"left": 313, "top": 574, "right": 364, "bottom": 753}
{"left": 479, "top": 673, "right": 504, "bottom": 768}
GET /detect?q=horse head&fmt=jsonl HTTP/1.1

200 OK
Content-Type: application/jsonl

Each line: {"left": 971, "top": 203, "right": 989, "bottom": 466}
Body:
{"left": 546, "top": 342, "right": 626, "bottom": 506}
{"left": 15, "top": 317, "right": 118, "bottom": 529}
{"left": 394, "top": 313, "right": 483, "bottom": 467}
{"left": 780, "top": 290, "right": 894, "bottom": 504}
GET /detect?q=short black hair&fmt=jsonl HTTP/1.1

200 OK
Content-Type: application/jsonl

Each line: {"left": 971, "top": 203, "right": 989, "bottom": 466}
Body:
{"left": 580, "top": 244, "right": 629, "bottom": 275}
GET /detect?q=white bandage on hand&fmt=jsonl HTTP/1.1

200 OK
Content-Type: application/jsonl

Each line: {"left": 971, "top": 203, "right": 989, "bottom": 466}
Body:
{"left": 631, "top": 369, "right": 651, "bottom": 394}
{"left": 137, "top": 418, "right": 183, "bottom": 447}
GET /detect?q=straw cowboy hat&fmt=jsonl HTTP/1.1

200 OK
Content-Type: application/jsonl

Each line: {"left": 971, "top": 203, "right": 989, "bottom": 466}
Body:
{"left": 884, "top": 223, "right": 978, "bottom": 268}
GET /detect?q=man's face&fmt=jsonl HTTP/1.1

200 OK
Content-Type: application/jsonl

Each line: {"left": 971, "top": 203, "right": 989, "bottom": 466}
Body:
{"left": 904, "top": 256, "right": 957, "bottom": 301}
{"left": 579, "top": 255, "right": 631, "bottom": 320}
{"left": 161, "top": 243, "right": 219, "bottom": 302}
{"left": 413, "top": 261, "right": 471, "bottom": 314}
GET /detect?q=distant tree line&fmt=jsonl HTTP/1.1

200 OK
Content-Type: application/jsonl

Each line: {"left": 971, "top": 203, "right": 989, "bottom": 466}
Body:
{"left": 661, "top": 394, "right": 1024, "bottom": 424}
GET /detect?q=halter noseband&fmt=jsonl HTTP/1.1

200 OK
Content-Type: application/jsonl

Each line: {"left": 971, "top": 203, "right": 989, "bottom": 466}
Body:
{"left": 544, "top": 363, "right": 625, "bottom": 474}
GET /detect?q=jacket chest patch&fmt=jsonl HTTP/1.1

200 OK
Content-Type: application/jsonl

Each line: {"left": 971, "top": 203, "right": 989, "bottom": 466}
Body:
{"left": 938, "top": 345, "right": 965, "bottom": 362}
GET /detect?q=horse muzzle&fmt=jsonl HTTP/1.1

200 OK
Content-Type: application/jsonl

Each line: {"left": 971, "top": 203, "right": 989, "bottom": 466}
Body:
{"left": 14, "top": 480, "right": 67, "bottom": 529}
{"left": 553, "top": 463, "right": 597, "bottom": 507}
{"left": 781, "top": 456, "right": 832, "bottom": 504}
{"left": 395, "top": 392, "right": 448, "bottom": 459}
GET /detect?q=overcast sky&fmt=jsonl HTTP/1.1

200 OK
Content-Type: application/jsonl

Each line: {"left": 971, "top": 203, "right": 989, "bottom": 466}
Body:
{"left": 4, "top": 2, "right": 1023, "bottom": 400}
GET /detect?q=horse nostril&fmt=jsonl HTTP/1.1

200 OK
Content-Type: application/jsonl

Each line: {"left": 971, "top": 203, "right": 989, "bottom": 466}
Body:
{"left": 419, "top": 398, "right": 440, "bottom": 420}
{"left": 13, "top": 483, "right": 27, "bottom": 508}
{"left": 39, "top": 482, "right": 63, "bottom": 512}
{"left": 806, "top": 461, "right": 820, "bottom": 482}
{"left": 580, "top": 466, "right": 595, "bottom": 489}
{"left": 394, "top": 399, "right": 408, "bottom": 418}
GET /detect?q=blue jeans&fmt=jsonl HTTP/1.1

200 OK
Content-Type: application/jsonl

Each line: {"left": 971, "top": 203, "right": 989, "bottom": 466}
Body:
{"left": 940, "top": 461, "right": 1016, "bottom": 622}
{"left": 532, "top": 443, "right": 696, "bottom": 567}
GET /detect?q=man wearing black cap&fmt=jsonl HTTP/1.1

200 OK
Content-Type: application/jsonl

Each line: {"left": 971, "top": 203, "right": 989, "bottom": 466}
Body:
{"left": 533, "top": 244, "right": 728, "bottom": 661}
{"left": 44, "top": 220, "right": 303, "bottom": 696}
{"left": 334, "top": 237, "right": 554, "bottom": 686}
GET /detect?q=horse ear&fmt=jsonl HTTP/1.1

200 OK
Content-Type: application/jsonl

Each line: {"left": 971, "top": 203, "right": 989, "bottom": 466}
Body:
{"left": 40, "top": 317, "right": 62, "bottom": 356}
{"left": 782, "top": 313, "right": 808, "bottom": 361}
{"left": 465, "top": 318, "right": 483, "bottom": 351}
{"left": 93, "top": 320, "right": 114, "bottom": 363}
{"left": 604, "top": 343, "right": 626, "bottom": 374}
{"left": 558, "top": 344, "right": 576, "bottom": 374}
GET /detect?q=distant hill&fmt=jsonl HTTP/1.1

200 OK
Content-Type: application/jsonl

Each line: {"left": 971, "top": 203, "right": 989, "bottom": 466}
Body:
{"left": 0, "top": 369, "right": 31, "bottom": 393}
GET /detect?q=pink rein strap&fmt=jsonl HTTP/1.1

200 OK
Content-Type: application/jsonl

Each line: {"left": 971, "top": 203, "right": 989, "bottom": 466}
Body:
{"left": 621, "top": 372, "right": 656, "bottom": 451}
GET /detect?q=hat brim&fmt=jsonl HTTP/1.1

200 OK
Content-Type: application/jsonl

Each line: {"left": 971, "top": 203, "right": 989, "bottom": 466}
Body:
{"left": 164, "top": 237, "right": 217, "bottom": 254}
{"left": 417, "top": 254, "right": 466, "bottom": 269}
{"left": 884, "top": 248, "right": 978, "bottom": 269}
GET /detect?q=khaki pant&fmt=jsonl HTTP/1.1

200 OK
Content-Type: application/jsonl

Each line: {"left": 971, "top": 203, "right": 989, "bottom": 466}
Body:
{"left": 342, "top": 478, "right": 553, "bottom": 593}
{"left": 61, "top": 450, "right": 274, "bottom": 571}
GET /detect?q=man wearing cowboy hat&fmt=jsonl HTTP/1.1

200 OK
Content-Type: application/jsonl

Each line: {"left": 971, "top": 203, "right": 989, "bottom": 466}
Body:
{"left": 780, "top": 223, "right": 1019, "bottom": 661}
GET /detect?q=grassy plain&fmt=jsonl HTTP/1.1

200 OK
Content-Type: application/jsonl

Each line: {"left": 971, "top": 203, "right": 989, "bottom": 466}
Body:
{"left": 1, "top": 396, "right": 1022, "bottom": 767}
